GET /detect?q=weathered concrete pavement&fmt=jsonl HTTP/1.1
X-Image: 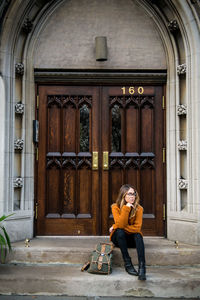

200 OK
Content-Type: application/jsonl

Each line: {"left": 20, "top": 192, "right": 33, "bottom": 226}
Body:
{"left": 0, "top": 237, "right": 200, "bottom": 298}
{"left": 0, "top": 263, "right": 200, "bottom": 298}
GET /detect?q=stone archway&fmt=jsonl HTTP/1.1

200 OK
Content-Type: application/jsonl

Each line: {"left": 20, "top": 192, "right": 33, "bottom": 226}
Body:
{"left": 0, "top": 0, "right": 200, "bottom": 244}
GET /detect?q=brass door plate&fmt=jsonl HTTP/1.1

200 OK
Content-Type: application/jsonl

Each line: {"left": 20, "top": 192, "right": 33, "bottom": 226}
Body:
{"left": 92, "top": 151, "right": 98, "bottom": 170}
{"left": 103, "top": 151, "right": 109, "bottom": 170}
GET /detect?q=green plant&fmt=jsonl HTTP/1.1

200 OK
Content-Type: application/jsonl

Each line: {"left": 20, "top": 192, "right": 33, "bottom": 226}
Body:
{"left": 0, "top": 214, "right": 13, "bottom": 263}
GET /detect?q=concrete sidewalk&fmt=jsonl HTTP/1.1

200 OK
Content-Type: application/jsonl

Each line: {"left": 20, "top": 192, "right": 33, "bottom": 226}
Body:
{"left": 1, "top": 297, "right": 199, "bottom": 300}
{"left": 0, "top": 263, "right": 200, "bottom": 297}
{"left": 0, "top": 297, "right": 199, "bottom": 300}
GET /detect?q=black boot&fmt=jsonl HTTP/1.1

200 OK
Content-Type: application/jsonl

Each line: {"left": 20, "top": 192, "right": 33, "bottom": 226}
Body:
{"left": 138, "top": 262, "right": 146, "bottom": 280}
{"left": 124, "top": 258, "right": 138, "bottom": 276}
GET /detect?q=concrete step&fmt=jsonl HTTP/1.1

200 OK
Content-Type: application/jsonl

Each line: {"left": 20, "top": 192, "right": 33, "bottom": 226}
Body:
{"left": 7, "top": 236, "right": 200, "bottom": 266}
{"left": 0, "top": 263, "right": 200, "bottom": 298}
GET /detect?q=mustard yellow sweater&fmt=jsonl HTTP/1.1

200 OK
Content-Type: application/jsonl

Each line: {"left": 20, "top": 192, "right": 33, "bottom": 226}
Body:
{"left": 110, "top": 204, "right": 143, "bottom": 240}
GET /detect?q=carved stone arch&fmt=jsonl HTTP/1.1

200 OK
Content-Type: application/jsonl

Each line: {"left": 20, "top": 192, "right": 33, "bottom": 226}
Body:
{"left": 0, "top": 0, "right": 200, "bottom": 244}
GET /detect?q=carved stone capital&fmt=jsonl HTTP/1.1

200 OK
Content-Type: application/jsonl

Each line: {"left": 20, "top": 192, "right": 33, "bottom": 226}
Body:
{"left": 168, "top": 20, "right": 179, "bottom": 33}
{"left": 178, "top": 179, "right": 188, "bottom": 190}
{"left": 177, "top": 63, "right": 186, "bottom": 75}
{"left": 177, "top": 104, "right": 187, "bottom": 115}
{"left": 14, "top": 139, "right": 24, "bottom": 151}
{"left": 15, "top": 63, "right": 24, "bottom": 76}
{"left": 22, "top": 17, "right": 33, "bottom": 34}
{"left": 15, "top": 102, "right": 25, "bottom": 114}
{"left": 13, "top": 177, "right": 23, "bottom": 188}
{"left": 178, "top": 140, "right": 187, "bottom": 150}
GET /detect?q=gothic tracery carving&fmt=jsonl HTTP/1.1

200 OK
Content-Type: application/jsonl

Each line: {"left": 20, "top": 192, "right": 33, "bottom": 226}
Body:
{"left": 46, "top": 153, "right": 92, "bottom": 169}
{"left": 109, "top": 153, "right": 155, "bottom": 169}
{"left": 109, "top": 96, "right": 154, "bottom": 109}
{"left": 47, "top": 95, "right": 92, "bottom": 108}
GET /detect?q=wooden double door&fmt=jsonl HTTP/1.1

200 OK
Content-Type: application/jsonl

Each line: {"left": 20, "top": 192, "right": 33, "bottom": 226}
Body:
{"left": 36, "top": 84, "right": 165, "bottom": 236}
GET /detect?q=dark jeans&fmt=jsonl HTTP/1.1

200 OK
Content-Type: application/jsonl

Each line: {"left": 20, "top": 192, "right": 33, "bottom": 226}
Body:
{"left": 111, "top": 228, "right": 146, "bottom": 264}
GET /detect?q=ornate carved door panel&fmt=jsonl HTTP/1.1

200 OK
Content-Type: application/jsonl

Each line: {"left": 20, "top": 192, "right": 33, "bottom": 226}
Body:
{"left": 37, "top": 86, "right": 100, "bottom": 235}
{"left": 101, "top": 86, "right": 165, "bottom": 236}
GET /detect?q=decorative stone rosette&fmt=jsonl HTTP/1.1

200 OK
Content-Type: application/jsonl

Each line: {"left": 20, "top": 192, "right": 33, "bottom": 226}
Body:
{"left": 13, "top": 177, "right": 23, "bottom": 188}
{"left": 168, "top": 20, "right": 179, "bottom": 33}
{"left": 177, "top": 104, "right": 187, "bottom": 116}
{"left": 15, "top": 63, "right": 24, "bottom": 75}
{"left": 177, "top": 63, "right": 186, "bottom": 75}
{"left": 178, "top": 140, "right": 187, "bottom": 151}
{"left": 15, "top": 102, "right": 25, "bottom": 114}
{"left": 14, "top": 139, "right": 24, "bottom": 151}
{"left": 178, "top": 179, "right": 188, "bottom": 190}
{"left": 22, "top": 17, "right": 33, "bottom": 33}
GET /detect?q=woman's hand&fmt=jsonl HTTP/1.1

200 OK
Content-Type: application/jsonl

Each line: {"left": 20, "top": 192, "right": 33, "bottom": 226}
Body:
{"left": 126, "top": 202, "right": 133, "bottom": 207}
{"left": 109, "top": 226, "right": 114, "bottom": 233}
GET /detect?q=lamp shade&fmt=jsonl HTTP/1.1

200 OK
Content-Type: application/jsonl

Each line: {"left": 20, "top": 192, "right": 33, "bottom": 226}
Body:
{"left": 95, "top": 36, "right": 107, "bottom": 61}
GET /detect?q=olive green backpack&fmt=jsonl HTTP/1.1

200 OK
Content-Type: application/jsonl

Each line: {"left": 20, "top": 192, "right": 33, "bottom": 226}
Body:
{"left": 81, "top": 242, "right": 114, "bottom": 275}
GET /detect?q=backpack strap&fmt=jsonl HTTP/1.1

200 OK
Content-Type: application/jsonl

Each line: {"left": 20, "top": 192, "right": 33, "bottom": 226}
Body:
{"left": 97, "top": 254, "right": 104, "bottom": 270}
{"left": 96, "top": 242, "right": 114, "bottom": 255}
{"left": 81, "top": 261, "right": 90, "bottom": 272}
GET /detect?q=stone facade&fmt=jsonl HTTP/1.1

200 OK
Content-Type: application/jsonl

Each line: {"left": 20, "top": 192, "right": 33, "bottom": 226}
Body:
{"left": 0, "top": 0, "right": 200, "bottom": 244}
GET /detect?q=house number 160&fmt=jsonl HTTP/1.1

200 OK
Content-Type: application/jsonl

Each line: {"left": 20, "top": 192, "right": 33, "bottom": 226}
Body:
{"left": 121, "top": 87, "right": 144, "bottom": 95}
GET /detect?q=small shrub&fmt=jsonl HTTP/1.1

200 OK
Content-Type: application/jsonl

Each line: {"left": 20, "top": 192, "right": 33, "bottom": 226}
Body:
{"left": 0, "top": 214, "right": 13, "bottom": 263}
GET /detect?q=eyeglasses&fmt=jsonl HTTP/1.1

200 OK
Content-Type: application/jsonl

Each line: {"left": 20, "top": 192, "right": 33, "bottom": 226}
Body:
{"left": 126, "top": 192, "right": 137, "bottom": 197}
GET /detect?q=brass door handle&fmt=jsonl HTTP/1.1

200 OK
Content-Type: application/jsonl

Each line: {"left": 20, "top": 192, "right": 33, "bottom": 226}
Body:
{"left": 92, "top": 151, "right": 98, "bottom": 170}
{"left": 103, "top": 151, "right": 109, "bottom": 170}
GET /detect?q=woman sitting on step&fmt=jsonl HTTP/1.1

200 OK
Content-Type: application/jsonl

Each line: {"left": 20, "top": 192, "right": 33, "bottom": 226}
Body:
{"left": 109, "top": 184, "right": 146, "bottom": 280}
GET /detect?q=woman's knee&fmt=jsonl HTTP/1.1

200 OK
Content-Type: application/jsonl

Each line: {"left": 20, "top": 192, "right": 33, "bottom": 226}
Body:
{"left": 134, "top": 233, "right": 144, "bottom": 243}
{"left": 134, "top": 233, "right": 143, "bottom": 239}
{"left": 115, "top": 228, "right": 126, "bottom": 239}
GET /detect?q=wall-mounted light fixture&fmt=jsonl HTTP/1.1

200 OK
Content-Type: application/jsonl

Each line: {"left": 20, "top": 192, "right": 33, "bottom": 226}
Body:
{"left": 95, "top": 36, "right": 107, "bottom": 61}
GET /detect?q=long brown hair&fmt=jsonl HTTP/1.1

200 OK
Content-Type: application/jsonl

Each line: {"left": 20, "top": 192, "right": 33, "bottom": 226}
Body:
{"left": 114, "top": 184, "right": 140, "bottom": 219}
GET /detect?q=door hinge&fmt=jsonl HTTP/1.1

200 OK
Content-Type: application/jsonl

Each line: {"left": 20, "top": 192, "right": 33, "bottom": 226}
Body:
{"left": 36, "top": 147, "right": 39, "bottom": 161}
{"left": 36, "top": 95, "right": 39, "bottom": 109}
{"left": 162, "top": 96, "right": 165, "bottom": 110}
{"left": 163, "top": 203, "right": 166, "bottom": 221}
{"left": 162, "top": 147, "right": 166, "bottom": 163}
{"left": 35, "top": 202, "right": 38, "bottom": 220}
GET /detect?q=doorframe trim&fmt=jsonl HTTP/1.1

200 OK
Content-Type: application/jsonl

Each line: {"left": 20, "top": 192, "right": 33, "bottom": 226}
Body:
{"left": 34, "top": 69, "right": 167, "bottom": 84}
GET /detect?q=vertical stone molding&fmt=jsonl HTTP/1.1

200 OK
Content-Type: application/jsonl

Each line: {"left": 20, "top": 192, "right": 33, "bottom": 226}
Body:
{"left": 178, "top": 140, "right": 187, "bottom": 150}
{"left": 15, "top": 102, "right": 25, "bottom": 114}
{"left": 168, "top": 20, "right": 179, "bottom": 33}
{"left": 177, "top": 104, "right": 187, "bottom": 115}
{"left": 14, "top": 139, "right": 24, "bottom": 151}
{"left": 22, "top": 17, "right": 33, "bottom": 33}
{"left": 177, "top": 63, "right": 186, "bottom": 75}
{"left": 13, "top": 177, "right": 23, "bottom": 188}
{"left": 15, "top": 63, "right": 24, "bottom": 75}
{"left": 178, "top": 179, "right": 188, "bottom": 190}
